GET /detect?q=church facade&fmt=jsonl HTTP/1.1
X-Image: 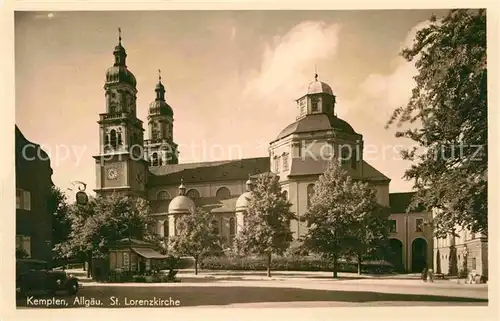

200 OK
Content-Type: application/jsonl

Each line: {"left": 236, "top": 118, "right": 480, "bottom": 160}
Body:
{"left": 93, "top": 34, "right": 477, "bottom": 274}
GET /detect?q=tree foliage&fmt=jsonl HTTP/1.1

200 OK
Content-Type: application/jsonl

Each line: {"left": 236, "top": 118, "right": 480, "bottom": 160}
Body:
{"left": 387, "top": 9, "right": 487, "bottom": 237}
{"left": 169, "top": 207, "right": 221, "bottom": 275}
{"left": 48, "top": 186, "right": 72, "bottom": 259}
{"left": 302, "top": 161, "right": 389, "bottom": 277}
{"left": 56, "top": 193, "right": 156, "bottom": 260}
{"left": 235, "top": 174, "right": 295, "bottom": 277}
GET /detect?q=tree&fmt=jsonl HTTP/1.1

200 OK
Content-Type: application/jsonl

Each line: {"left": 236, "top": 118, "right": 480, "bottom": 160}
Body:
{"left": 303, "top": 161, "right": 387, "bottom": 277}
{"left": 48, "top": 186, "right": 72, "bottom": 260}
{"left": 57, "top": 193, "right": 155, "bottom": 276}
{"left": 435, "top": 249, "right": 442, "bottom": 274}
{"left": 235, "top": 174, "right": 295, "bottom": 277}
{"left": 169, "top": 207, "right": 221, "bottom": 275}
{"left": 386, "top": 9, "right": 487, "bottom": 237}
{"left": 347, "top": 183, "right": 391, "bottom": 275}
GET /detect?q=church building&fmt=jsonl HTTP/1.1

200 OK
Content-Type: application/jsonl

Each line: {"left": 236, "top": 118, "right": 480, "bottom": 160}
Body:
{"left": 93, "top": 32, "right": 484, "bottom": 274}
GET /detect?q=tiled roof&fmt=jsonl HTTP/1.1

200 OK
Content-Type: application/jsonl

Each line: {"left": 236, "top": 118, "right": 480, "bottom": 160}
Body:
{"left": 275, "top": 114, "right": 358, "bottom": 141}
{"left": 150, "top": 196, "right": 239, "bottom": 215}
{"left": 148, "top": 157, "right": 270, "bottom": 186}
{"left": 197, "top": 196, "right": 239, "bottom": 213}
{"left": 288, "top": 157, "right": 390, "bottom": 182}
{"left": 389, "top": 192, "right": 425, "bottom": 213}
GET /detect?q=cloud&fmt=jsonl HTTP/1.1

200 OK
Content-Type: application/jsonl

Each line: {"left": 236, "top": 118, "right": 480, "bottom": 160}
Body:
{"left": 243, "top": 21, "right": 341, "bottom": 112}
{"left": 344, "top": 20, "right": 435, "bottom": 125}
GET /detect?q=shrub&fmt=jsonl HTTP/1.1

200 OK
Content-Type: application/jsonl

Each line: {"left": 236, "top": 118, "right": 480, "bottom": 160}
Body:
{"left": 200, "top": 256, "right": 394, "bottom": 274}
{"left": 133, "top": 275, "right": 147, "bottom": 283}
{"left": 108, "top": 269, "right": 133, "bottom": 283}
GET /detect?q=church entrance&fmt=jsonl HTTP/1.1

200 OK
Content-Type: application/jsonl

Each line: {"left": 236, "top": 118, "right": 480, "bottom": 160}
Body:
{"left": 411, "top": 238, "right": 428, "bottom": 273}
{"left": 387, "top": 239, "right": 404, "bottom": 272}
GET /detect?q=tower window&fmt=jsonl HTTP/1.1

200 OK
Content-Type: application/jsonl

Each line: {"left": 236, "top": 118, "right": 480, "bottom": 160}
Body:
{"left": 104, "top": 134, "right": 109, "bottom": 146}
{"left": 389, "top": 220, "right": 397, "bottom": 233}
{"left": 299, "top": 99, "right": 306, "bottom": 116}
{"left": 351, "top": 149, "right": 357, "bottom": 169}
{"left": 211, "top": 219, "right": 219, "bottom": 235}
{"left": 416, "top": 219, "right": 424, "bottom": 232}
{"left": 307, "top": 183, "right": 315, "bottom": 207}
{"left": 282, "top": 153, "right": 289, "bottom": 171}
{"left": 229, "top": 217, "right": 236, "bottom": 236}
{"left": 110, "top": 130, "right": 118, "bottom": 149}
{"left": 274, "top": 156, "right": 280, "bottom": 173}
{"left": 118, "top": 133, "right": 123, "bottom": 146}
{"left": 152, "top": 152, "right": 159, "bottom": 166}
{"left": 311, "top": 98, "right": 319, "bottom": 112}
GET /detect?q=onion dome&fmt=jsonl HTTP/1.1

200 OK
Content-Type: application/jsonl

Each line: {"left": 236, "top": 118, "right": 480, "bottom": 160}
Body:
{"left": 168, "top": 179, "right": 195, "bottom": 214}
{"left": 236, "top": 178, "right": 254, "bottom": 212}
{"left": 149, "top": 69, "right": 174, "bottom": 117}
{"left": 105, "top": 28, "right": 137, "bottom": 88}
{"left": 307, "top": 73, "right": 333, "bottom": 95}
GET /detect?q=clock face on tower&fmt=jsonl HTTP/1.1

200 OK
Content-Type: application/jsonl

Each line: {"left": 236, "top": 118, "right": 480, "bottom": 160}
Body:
{"left": 107, "top": 167, "right": 118, "bottom": 180}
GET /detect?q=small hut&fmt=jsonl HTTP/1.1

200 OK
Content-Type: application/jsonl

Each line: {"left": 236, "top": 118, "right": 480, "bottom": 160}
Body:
{"left": 92, "top": 238, "right": 169, "bottom": 281}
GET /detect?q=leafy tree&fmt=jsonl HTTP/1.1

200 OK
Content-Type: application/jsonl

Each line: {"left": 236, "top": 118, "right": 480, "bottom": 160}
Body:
{"left": 235, "top": 174, "right": 295, "bottom": 277}
{"left": 386, "top": 9, "right": 487, "bottom": 237}
{"left": 303, "top": 161, "right": 387, "bottom": 277}
{"left": 169, "top": 207, "right": 221, "bottom": 275}
{"left": 448, "top": 245, "right": 458, "bottom": 276}
{"left": 57, "top": 193, "right": 155, "bottom": 276}
{"left": 347, "top": 183, "right": 391, "bottom": 275}
{"left": 48, "top": 186, "right": 72, "bottom": 260}
{"left": 435, "top": 249, "right": 442, "bottom": 274}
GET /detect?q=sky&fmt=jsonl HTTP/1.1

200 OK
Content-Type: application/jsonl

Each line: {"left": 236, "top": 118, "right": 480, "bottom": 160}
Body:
{"left": 15, "top": 10, "right": 450, "bottom": 196}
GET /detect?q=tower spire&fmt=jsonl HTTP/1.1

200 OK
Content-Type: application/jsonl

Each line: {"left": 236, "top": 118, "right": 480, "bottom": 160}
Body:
{"left": 118, "top": 27, "right": 122, "bottom": 45}
{"left": 314, "top": 64, "right": 318, "bottom": 81}
{"left": 158, "top": 69, "right": 162, "bottom": 83}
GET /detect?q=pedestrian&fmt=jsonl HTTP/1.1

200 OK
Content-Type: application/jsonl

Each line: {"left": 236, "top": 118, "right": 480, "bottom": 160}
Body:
{"left": 421, "top": 267, "right": 428, "bottom": 282}
{"left": 427, "top": 268, "right": 434, "bottom": 283}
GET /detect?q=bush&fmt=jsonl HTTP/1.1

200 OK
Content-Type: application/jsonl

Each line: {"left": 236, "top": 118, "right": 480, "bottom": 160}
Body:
{"left": 200, "top": 256, "right": 394, "bottom": 274}
{"left": 108, "top": 269, "right": 134, "bottom": 283}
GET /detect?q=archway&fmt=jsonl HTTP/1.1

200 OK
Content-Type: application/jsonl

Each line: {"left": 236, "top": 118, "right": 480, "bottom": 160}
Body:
{"left": 387, "top": 239, "right": 404, "bottom": 273}
{"left": 411, "top": 238, "right": 428, "bottom": 273}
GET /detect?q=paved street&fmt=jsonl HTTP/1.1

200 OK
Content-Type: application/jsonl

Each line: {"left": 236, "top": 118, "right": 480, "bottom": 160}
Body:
{"left": 16, "top": 275, "right": 488, "bottom": 308}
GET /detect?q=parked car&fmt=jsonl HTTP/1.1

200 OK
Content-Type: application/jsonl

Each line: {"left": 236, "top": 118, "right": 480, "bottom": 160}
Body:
{"left": 16, "top": 258, "right": 80, "bottom": 297}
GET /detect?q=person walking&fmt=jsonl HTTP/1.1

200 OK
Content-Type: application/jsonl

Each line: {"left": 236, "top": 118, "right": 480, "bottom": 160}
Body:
{"left": 421, "top": 267, "right": 428, "bottom": 282}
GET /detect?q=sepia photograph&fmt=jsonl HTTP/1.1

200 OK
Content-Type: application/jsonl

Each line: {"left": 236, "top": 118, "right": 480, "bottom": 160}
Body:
{"left": 9, "top": 7, "right": 490, "bottom": 313}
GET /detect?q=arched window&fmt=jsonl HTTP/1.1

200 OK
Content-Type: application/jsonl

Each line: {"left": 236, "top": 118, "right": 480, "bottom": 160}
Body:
{"left": 216, "top": 187, "right": 231, "bottom": 199}
{"left": 110, "top": 130, "right": 117, "bottom": 148}
{"left": 282, "top": 152, "right": 290, "bottom": 171}
{"left": 307, "top": 183, "right": 315, "bottom": 207}
{"left": 211, "top": 219, "right": 219, "bottom": 235}
{"left": 110, "top": 105, "right": 117, "bottom": 114}
{"left": 274, "top": 156, "right": 280, "bottom": 173}
{"left": 104, "top": 134, "right": 109, "bottom": 146}
{"left": 152, "top": 152, "right": 159, "bottom": 166}
{"left": 117, "top": 133, "right": 123, "bottom": 146}
{"left": 157, "top": 190, "right": 170, "bottom": 200}
{"left": 187, "top": 189, "right": 200, "bottom": 199}
{"left": 229, "top": 217, "right": 236, "bottom": 236}
{"left": 283, "top": 190, "right": 288, "bottom": 200}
